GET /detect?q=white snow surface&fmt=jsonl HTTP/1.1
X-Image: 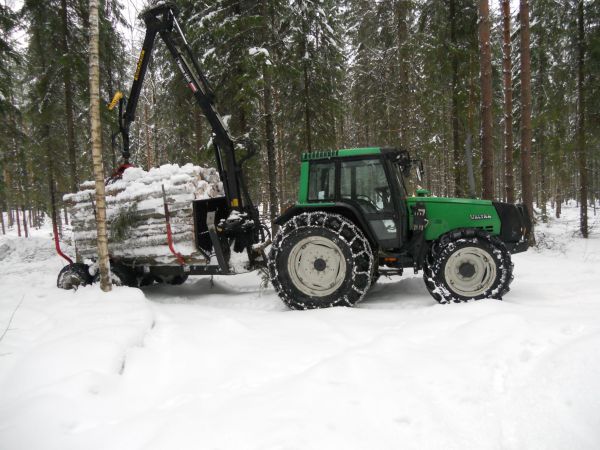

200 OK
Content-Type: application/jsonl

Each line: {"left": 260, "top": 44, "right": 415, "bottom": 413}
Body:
{"left": 1, "top": 204, "right": 600, "bottom": 450}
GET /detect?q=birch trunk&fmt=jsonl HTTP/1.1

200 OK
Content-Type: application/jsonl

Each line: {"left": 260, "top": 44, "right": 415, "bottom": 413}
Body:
{"left": 89, "top": 0, "right": 111, "bottom": 291}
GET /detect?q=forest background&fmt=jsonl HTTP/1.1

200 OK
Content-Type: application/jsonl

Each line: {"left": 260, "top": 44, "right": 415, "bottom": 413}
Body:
{"left": 0, "top": 0, "right": 599, "bottom": 239}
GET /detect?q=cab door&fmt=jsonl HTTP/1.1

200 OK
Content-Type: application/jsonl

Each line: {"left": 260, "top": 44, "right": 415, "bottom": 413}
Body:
{"left": 338, "top": 157, "right": 403, "bottom": 249}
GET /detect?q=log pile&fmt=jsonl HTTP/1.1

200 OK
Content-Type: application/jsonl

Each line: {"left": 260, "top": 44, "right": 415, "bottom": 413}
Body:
{"left": 64, "top": 163, "right": 224, "bottom": 265}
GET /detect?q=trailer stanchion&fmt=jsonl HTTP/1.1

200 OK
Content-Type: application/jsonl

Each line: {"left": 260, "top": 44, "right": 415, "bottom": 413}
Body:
{"left": 162, "top": 184, "right": 186, "bottom": 265}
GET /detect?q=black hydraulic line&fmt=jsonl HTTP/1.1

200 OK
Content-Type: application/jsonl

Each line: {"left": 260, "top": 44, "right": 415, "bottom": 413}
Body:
{"left": 119, "top": 25, "right": 159, "bottom": 163}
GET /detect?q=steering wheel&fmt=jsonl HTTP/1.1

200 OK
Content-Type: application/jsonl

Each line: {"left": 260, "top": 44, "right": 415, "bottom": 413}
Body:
{"left": 355, "top": 195, "right": 378, "bottom": 212}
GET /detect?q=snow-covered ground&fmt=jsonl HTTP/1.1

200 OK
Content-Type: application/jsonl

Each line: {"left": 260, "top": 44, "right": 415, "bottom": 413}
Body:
{"left": 1, "top": 204, "right": 599, "bottom": 450}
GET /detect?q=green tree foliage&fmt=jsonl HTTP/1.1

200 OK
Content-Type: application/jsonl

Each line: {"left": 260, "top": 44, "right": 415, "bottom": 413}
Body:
{"left": 0, "top": 0, "right": 128, "bottom": 229}
{"left": 2, "top": 0, "right": 599, "bottom": 235}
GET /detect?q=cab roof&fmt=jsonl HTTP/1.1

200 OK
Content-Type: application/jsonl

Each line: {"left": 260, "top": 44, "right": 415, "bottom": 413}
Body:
{"left": 301, "top": 147, "right": 410, "bottom": 161}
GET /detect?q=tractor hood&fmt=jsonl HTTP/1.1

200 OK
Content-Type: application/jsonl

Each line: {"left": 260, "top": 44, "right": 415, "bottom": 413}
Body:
{"left": 406, "top": 196, "right": 531, "bottom": 253}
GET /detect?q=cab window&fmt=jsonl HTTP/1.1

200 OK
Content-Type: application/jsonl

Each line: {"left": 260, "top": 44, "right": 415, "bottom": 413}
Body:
{"left": 308, "top": 162, "right": 335, "bottom": 201}
{"left": 340, "top": 159, "right": 392, "bottom": 213}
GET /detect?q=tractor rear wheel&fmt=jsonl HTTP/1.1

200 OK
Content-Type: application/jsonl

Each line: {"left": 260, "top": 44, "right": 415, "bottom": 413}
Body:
{"left": 268, "top": 212, "right": 374, "bottom": 310}
{"left": 423, "top": 229, "right": 513, "bottom": 304}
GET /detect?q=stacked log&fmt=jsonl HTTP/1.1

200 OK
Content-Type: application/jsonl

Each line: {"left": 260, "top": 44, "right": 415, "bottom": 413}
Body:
{"left": 64, "top": 163, "right": 224, "bottom": 265}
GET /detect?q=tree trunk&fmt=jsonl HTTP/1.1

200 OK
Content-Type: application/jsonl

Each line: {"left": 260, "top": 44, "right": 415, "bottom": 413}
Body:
{"left": 450, "top": 0, "right": 462, "bottom": 197}
{"left": 535, "top": 29, "right": 548, "bottom": 223}
{"left": 22, "top": 205, "right": 28, "bottom": 238}
{"left": 195, "top": 109, "right": 203, "bottom": 153}
{"left": 519, "top": 0, "right": 535, "bottom": 241}
{"left": 464, "top": 131, "right": 476, "bottom": 198}
{"left": 261, "top": 0, "right": 280, "bottom": 231}
{"left": 478, "top": 0, "right": 494, "bottom": 199}
{"left": 60, "top": 0, "right": 79, "bottom": 193}
{"left": 144, "top": 103, "right": 154, "bottom": 170}
{"left": 501, "top": 0, "right": 515, "bottom": 203}
{"left": 556, "top": 183, "right": 562, "bottom": 219}
{"left": 303, "top": 60, "right": 312, "bottom": 153}
{"left": 576, "top": 0, "right": 588, "bottom": 237}
{"left": 16, "top": 203, "right": 21, "bottom": 237}
{"left": 539, "top": 140, "right": 547, "bottom": 221}
{"left": 106, "top": 53, "right": 118, "bottom": 170}
{"left": 89, "top": 0, "right": 111, "bottom": 291}
{"left": 395, "top": 0, "right": 410, "bottom": 149}
{"left": 465, "top": 71, "right": 477, "bottom": 199}
{"left": 0, "top": 204, "right": 5, "bottom": 234}
{"left": 300, "top": 11, "right": 312, "bottom": 153}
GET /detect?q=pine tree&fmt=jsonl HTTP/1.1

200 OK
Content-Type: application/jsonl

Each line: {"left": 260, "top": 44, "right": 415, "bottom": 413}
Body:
{"left": 519, "top": 0, "right": 534, "bottom": 239}
{"left": 576, "top": 0, "right": 588, "bottom": 237}
{"left": 0, "top": 4, "right": 20, "bottom": 230}
{"left": 501, "top": 0, "right": 515, "bottom": 204}
{"left": 478, "top": 0, "right": 494, "bottom": 199}
{"left": 260, "top": 0, "right": 280, "bottom": 228}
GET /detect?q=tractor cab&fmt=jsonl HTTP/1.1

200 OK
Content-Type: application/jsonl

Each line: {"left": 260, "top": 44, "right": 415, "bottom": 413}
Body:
{"left": 293, "top": 147, "right": 419, "bottom": 250}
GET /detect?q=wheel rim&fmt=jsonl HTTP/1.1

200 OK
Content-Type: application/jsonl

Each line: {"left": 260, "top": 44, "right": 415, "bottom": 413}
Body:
{"left": 287, "top": 236, "right": 347, "bottom": 297}
{"left": 444, "top": 246, "right": 497, "bottom": 297}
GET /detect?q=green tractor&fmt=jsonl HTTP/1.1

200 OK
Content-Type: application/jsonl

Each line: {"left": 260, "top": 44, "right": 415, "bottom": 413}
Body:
{"left": 268, "top": 147, "right": 531, "bottom": 309}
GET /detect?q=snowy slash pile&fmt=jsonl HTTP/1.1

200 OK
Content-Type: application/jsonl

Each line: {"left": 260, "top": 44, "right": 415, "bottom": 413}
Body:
{"left": 63, "top": 163, "right": 223, "bottom": 265}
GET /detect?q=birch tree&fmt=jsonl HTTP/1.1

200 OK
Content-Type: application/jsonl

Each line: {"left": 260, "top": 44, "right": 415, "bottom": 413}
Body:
{"left": 89, "top": 0, "right": 111, "bottom": 291}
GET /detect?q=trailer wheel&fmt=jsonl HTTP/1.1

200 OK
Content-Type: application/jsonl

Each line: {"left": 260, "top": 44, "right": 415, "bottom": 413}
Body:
{"left": 156, "top": 274, "right": 188, "bottom": 285}
{"left": 268, "top": 212, "right": 374, "bottom": 310}
{"left": 424, "top": 229, "right": 513, "bottom": 304}
{"left": 110, "top": 263, "right": 139, "bottom": 287}
{"left": 57, "top": 263, "right": 93, "bottom": 290}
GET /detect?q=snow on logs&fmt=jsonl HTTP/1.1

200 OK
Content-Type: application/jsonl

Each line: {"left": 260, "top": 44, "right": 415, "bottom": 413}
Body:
{"left": 63, "top": 163, "right": 224, "bottom": 265}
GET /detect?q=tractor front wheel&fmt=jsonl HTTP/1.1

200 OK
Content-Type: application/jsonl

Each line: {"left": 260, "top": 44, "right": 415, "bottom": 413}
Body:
{"left": 268, "top": 212, "right": 374, "bottom": 310}
{"left": 424, "top": 229, "right": 513, "bottom": 304}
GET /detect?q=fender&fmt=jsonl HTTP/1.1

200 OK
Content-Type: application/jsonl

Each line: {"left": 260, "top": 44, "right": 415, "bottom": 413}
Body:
{"left": 274, "top": 202, "right": 378, "bottom": 248}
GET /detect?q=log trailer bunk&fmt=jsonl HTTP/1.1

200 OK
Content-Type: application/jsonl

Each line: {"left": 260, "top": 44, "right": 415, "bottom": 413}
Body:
{"left": 56, "top": 2, "right": 532, "bottom": 309}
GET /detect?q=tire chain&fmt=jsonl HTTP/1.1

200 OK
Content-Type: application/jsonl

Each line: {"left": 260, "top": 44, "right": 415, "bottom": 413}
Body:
{"left": 423, "top": 228, "right": 514, "bottom": 304}
{"left": 268, "top": 211, "right": 374, "bottom": 309}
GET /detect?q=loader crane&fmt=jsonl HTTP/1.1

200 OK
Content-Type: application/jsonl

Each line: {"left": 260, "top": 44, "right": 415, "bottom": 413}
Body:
{"left": 56, "top": 2, "right": 268, "bottom": 287}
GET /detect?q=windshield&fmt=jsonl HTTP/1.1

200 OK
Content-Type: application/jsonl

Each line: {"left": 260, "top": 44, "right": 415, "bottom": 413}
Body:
{"left": 391, "top": 162, "right": 410, "bottom": 198}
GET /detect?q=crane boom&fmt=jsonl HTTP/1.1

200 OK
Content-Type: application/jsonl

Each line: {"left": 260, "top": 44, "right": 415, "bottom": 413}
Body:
{"left": 115, "top": 2, "right": 250, "bottom": 211}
